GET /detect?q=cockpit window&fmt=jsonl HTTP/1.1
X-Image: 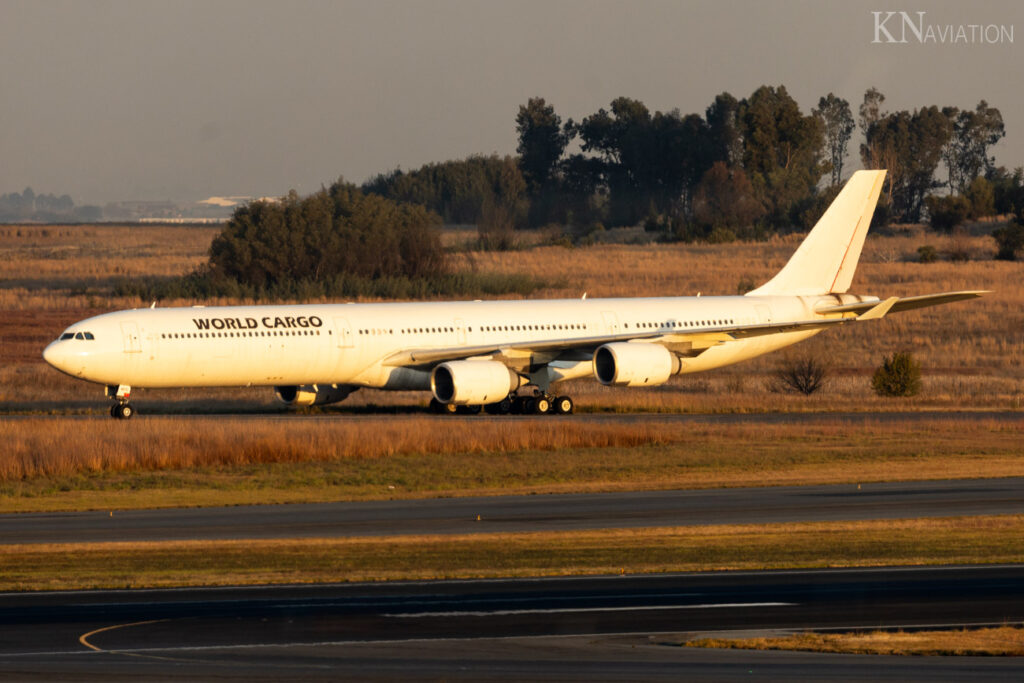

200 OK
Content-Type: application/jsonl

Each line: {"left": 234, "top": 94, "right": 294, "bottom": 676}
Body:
{"left": 84, "top": 332, "right": 94, "bottom": 340}
{"left": 74, "top": 332, "right": 85, "bottom": 340}
{"left": 60, "top": 333, "right": 74, "bottom": 340}
{"left": 61, "top": 331, "right": 95, "bottom": 340}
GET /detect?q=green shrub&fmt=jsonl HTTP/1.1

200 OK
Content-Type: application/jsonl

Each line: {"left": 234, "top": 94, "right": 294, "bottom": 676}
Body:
{"left": 925, "top": 194, "right": 970, "bottom": 231}
{"left": 917, "top": 244, "right": 938, "bottom": 263}
{"left": 992, "top": 221, "right": 1024, "bottom": 261}
{"left": 871, "top": 352, "right": 922, "bottom": 397}
{"left": 965, "top": 176, "right": 996, "bottom": 219}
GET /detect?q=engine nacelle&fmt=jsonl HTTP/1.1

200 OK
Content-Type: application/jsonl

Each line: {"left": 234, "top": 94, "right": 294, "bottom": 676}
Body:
{"left": 593, "top": 342, "right": 680, "bottom": 387}
{"left": 274, "top": 383, "right": 357, "bottom": 407}
{"left": 431, "top": 360, "right": 523, "bottom": 405}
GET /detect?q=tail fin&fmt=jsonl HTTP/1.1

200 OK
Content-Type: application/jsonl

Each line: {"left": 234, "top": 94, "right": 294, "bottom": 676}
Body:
{"left": 747, "top": 170, "right": 886, "bottom": 296}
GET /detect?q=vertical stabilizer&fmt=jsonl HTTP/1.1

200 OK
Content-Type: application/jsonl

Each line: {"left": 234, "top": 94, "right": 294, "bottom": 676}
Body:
{"left": 747, "top": 170, "right": 886, "bottom": 296}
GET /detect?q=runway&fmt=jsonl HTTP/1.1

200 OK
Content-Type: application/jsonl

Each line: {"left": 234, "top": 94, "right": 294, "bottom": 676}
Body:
{"left": 3, "top": 477, "right": 1024, "bottom": 544}
{"left": 0, "top": 565, "right": 1021, "bottom": 680}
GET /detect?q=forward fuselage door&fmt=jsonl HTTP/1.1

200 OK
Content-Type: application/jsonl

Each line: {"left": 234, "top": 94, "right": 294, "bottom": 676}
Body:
{"left": 333, "top": 317, "right": 354, "bottom": 348}
{"left": 454, "top": 318, "right": 467, "bottom": 345}
{"left": 120, "top": 322, "right": 141, "bottom": 353}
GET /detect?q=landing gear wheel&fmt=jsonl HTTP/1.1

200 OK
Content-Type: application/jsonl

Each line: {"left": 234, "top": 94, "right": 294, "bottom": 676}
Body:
{"left": 112, "top": 403, "right": 134, "bottom": 420}
{"left": 532, "top": 396, "right": 551, "bottom": 415}
{"left": 553, "top": 396, "right": 574, "bottom": 415}
{"left": 456, "top": 404, "right": 482, "bottom": 415}
{"left": 429, "top": 398, "right": 458, "bottom": 414}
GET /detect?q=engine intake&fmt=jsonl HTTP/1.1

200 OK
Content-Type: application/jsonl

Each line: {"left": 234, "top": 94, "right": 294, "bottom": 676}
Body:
{"left": 593, "top": 342, "right": 680, "bottom": 387}
{"left": 274, "top": 383, "right": 357, "bottom": 407}
{"left": 431, "top": 360, "right": 523, "bottom": 405}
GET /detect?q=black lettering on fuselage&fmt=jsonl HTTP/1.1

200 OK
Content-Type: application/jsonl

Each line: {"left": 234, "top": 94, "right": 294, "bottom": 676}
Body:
{"left": 193, "top": 315, "right": 323, "bottom": 331}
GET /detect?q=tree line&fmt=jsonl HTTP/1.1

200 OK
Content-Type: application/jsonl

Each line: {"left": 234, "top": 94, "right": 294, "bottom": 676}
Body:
{"left": 0, "top": 187, "right": 101, "bottom": 222}
{"left": 178, "top": 85, "right": 1022, "bottom": 300}
{"left": 365, "top": 86, "right": 1023, "bottom": 242}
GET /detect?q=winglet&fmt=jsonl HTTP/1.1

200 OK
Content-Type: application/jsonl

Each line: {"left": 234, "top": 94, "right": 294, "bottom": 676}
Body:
{"left": 856, "top": 296, "right": 899, "bottom": 321}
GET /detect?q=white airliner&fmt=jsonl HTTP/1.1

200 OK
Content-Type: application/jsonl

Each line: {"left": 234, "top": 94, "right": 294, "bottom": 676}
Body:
{"left": 44, "top": 170, "right": 984, "bottom": 419}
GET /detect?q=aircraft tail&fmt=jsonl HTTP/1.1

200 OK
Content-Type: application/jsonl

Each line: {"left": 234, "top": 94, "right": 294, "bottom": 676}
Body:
{"left": 747, "top": 170, "right": 886, "bottom": 296}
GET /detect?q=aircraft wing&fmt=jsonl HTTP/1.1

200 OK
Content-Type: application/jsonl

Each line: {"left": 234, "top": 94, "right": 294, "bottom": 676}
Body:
{"left": 380, "top": 298, "right": 901, "bottom": 369}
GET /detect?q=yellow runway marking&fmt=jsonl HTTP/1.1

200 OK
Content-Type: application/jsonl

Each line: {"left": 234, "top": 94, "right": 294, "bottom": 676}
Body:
{"left": 79, "top": 619, "right": 189, "bottom": 661}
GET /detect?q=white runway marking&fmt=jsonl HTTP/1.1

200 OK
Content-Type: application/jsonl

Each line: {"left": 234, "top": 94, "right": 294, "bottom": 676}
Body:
{"left": 384, "top": 601, "right": 795, "bottom": 618}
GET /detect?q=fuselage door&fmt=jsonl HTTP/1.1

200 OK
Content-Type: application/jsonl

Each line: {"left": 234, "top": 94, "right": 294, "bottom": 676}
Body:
{"left": 333, "top": 317, "right": 354, "bottom": 348}
{"left": 755, "top": 305, "right": 773, "bottom": 325}
{"left": 602, "top": 311, "right": 620, "bottom": 335}
{"left": 454, "top": 318, "right": 467, "bottom": 345}
{"left": 120, "top": 322, "right": 141, "bottom": 353}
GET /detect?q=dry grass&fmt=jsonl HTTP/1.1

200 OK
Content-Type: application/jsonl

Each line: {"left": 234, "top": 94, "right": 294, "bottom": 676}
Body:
{"left": 0, "top": 415, "right": 1021, "bottom": 512}
{"left": 1, "top": 515, "right": 1022, "bottom": 591}
{"left": 685, "top": 626, "right": 1024, "bottom": 656}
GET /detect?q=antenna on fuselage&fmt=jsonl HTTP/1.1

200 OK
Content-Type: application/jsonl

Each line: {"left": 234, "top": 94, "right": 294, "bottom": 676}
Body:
{"left": 150, "top": 301, "right": 156, "bottom": 309}
{"left": 582, "top": 292, "right": 587, "bottom": 300}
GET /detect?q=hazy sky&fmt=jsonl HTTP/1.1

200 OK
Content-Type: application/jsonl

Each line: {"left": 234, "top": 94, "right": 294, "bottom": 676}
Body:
{"left": 1, "top": 0, "right": 1021, "bottom": 203}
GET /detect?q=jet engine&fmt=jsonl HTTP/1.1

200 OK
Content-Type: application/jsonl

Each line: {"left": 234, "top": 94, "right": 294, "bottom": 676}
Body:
{"left": 593, "top": 342, "right": 680, "bottom": 387}
{"left": 274, "top": 383, "right": 358, "bottom": 407}
{"left": 431, "top": 361, "right": 524, "bottom": 405}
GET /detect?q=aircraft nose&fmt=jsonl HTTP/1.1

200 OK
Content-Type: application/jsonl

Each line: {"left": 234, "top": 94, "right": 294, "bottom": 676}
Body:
{"left": 43, "top": 340, "right": 71, "bottom": 372}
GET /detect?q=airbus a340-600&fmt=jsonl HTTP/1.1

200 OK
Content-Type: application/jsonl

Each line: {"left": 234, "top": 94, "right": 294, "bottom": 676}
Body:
{"left": 44, "top": 170, "right": 985, "bottom": 419}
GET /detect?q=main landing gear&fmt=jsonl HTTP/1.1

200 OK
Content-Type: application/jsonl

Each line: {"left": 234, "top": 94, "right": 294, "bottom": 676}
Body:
{"left": 431, "top": 391, "right": 574, "bottom": 416}
{"left": 106, "top": 384, "right": 135, "bottom": 420}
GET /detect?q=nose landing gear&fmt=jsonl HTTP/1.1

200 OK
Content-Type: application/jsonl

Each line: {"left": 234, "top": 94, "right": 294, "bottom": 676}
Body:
{"left": 110, "top": 403, "right": 135, "bottom": 420}
{"left": 106, "top": 384, "right": 135, "bottom": 420}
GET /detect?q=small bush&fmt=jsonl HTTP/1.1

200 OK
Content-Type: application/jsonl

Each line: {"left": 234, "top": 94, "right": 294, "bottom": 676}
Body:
{"left": 774, "top": 354, "right": 830, "bottom": 395}
{"left": 917, "top": 244, "right": 938, "bottom": 263}
{"left": 925, "top": 194, "right": 970, "bottom": 231}
{"left": 871, "top": 352, "right": 922, "bottom": 397}
{"left": 992, "top": 221, "right": 1024, "bottom": 261}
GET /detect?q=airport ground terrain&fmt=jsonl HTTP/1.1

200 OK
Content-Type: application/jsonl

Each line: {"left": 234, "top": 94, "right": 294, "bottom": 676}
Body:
{"left": 1, "top": 224, "right": 1022, "bottom": 664}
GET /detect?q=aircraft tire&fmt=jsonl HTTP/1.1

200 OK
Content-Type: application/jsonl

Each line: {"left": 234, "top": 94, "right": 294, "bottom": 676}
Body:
{"left": 553, "top": 396, "right": 574, "bottom": 415}
{"left": 113, "top": 403, "right": 134, "bottom": 420}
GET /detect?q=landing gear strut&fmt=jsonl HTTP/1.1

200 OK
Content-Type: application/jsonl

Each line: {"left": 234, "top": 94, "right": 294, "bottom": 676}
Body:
{"left": 106, "top": 384, "right": 135, "bottom": 420}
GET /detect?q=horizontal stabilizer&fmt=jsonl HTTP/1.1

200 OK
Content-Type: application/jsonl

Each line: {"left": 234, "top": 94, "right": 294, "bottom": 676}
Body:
{"left": 816, "top": 290, "right": 989, "bottom": 316}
